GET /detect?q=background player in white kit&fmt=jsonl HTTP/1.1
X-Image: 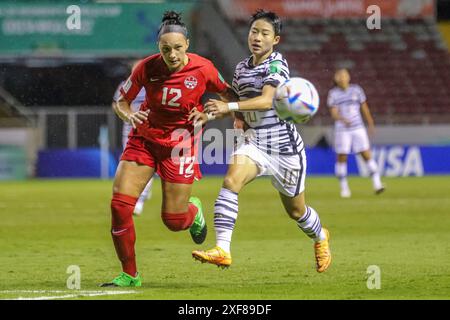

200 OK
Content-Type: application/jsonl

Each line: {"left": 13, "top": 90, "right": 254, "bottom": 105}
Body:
{"left": 191, "top": 10, "right": 331, "bottom": 273}
{"left": 112, "top": 61, "right": 153, "bottom": 215}
{"left": 327, "top": 68, "right": 385, "bottom": 198}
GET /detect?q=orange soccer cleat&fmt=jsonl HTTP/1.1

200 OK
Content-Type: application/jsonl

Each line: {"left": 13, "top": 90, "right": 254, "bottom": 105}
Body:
{"left": 314, "top": 228, "right": 332, "bottom": 273}
{"left": 192, "top": 246, "right": 232, "bottom": 269}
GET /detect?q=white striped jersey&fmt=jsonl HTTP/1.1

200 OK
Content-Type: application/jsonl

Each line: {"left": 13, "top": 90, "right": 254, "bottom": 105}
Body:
{"left": 233, "top": 51, "right": 304, "bottom": 156}
{"left": 327, "top": 84, "right": 367, "bottom": 131}
{"left": 113, "top": 81, "right": 146, "bottom": 139}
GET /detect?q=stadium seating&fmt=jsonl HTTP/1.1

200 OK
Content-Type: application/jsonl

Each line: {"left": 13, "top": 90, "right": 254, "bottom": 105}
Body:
{"left": 233, "top": 18, "right": 450, "bottom": 124}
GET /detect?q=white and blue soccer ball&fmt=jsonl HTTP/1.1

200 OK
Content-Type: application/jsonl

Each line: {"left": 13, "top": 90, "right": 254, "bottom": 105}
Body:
{"left": 274, "top": 77, "right": 320, "bottom": 123}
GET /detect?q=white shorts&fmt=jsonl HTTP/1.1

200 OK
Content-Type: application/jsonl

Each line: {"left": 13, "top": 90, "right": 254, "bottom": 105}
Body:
{"left": 334, "top": 127, "right": 370, "bottom": 154}
{"left": 231, "top": 136, "right": 307, "bottom": 197}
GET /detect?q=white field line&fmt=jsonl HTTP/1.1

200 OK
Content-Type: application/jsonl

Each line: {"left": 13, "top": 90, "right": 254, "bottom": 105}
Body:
{"left": 0, "top": 290, "right": 137, "bottom": 300}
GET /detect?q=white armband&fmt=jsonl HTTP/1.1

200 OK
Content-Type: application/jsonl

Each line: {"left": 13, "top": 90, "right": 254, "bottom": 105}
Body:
{"left": 227, "top": 102, "right": 239, "bottom": 111}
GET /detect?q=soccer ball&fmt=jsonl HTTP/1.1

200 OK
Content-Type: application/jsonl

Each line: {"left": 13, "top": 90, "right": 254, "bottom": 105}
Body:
{"left": 274, "top": 77, "right": 320, "bottom": 123}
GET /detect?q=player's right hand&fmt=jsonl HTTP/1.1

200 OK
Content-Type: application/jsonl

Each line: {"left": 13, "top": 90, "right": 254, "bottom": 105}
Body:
{"left": 128, "top": 110, "right": 150, "bottom": 129}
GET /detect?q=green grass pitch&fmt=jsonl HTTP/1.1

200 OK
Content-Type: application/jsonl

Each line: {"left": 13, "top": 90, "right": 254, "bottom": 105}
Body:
{"left": 0, "top": 176, "right": 449, "bottom": 300}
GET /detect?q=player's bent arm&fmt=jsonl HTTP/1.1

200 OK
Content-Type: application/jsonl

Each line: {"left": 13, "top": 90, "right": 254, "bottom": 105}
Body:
{"left": 361, "top": 102, "right": 375, "bottom": 127}
{"left": 361, "top": 102, "right": 375, "bottom": 135}
{"left": 205, "top": 85, "right": 275, "bottom": 116}
{"left": 111, "top": 102, "right": 118, "bottom": 116}
{"left": 200, "top": 87, "right": 239, "bottom": 123}
{"left": 213, "top": 87, "right": 239, "bottom": 119}
{"left": 232, "top": 85, "right": 275, "bottom": 111}
{"left": 113, "top": 97, "right": 133, "bottom": 122}
{"left": 330, "top": 106, "right": 352, "bottom": 127}
{"left": 114, "top": 96, "right": 149, "bottom": 128}
{"left": 217, "top": 87, "right": 239, "bottom": 104}
{"left": 329, "top": 107, "right": 343, "bottom": 122}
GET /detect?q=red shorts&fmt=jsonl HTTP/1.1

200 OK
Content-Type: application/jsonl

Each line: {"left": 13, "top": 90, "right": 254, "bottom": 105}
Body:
{"left": 121, "top": 135, "right": 202, "bottom": 184}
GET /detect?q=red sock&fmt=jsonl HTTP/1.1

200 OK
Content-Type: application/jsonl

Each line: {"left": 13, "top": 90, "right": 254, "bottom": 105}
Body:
{"left": 161, "top": 203, "right": 198, "bottom": 231}
{"left": 111, "top": 193, "right": 138, "bottom": 277}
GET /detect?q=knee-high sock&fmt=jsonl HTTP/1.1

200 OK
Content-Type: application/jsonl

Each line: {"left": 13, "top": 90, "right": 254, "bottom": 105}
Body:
{"left": 161, "top": 204, "right": 197, "bottom": 231}
{"left": 335, "top": 162, "right": 349, "bottom": 191}
{"left": 214, "top": 188, "right": 238, "bottom": 253}
{"left": 111, "top": 193, "right": 138, "bottom": 277}
{"left": 297, "top": 206, "right": 326, "bottom": 242}
{"left": 366, "top": 159, "right": 382, "bottom": 190}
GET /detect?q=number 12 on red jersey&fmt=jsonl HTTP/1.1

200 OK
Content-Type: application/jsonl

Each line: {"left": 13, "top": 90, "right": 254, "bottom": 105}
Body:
{"left": 161, "top": 87, "right": 181, "bottom": 107}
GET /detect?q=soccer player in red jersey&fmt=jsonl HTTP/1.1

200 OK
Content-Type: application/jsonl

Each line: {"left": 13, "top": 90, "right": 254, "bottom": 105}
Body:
{"left": 112, "top": 61, "right": 153, "bottom": 216}
{"left": 101, "top": 11, "right": 235, "bottom": 287}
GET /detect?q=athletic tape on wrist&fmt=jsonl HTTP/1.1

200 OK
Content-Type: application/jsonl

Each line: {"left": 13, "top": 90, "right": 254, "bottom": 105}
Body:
{"left": 228, "top": 102, "right": 239, "bottom": 111}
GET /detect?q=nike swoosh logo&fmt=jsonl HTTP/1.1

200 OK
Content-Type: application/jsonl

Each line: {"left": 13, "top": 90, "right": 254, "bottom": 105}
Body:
{"left": 112, "top": 228, "right": 128, "bottom": 235}
{"left": 150, "top": 78, "right": 160, "bottom": 82}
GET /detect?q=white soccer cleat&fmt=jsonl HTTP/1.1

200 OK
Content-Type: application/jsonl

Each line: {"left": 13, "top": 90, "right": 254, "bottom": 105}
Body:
{"left": 375, "top": 186, "right": 386, "bottom": 195}
{"left": 340, "top": 189, "right": 351, "bottom": 198}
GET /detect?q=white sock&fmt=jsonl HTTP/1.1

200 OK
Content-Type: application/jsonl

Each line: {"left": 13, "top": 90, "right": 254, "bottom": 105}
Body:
{"left": 335, "top": 162, "right": 350, "bottom": 191}
{"left": 214, "top": 188, "right": 238, "bottom": 253}
{"left": 297, "top": 206, "right": 326, "bottom": 242}
{"left": 367, "top": 159, "right": 382, "bottom": 190}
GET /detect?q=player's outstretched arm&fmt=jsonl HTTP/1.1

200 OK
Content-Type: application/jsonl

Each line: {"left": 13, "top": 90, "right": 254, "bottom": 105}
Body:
{"left": 113, "top": 96, "right": 149, "bottom": 129}
{"left": 205, "top": 85, "right": 276, "bottom": 116}
{"left": 217, "top": 87, "right": 239, "bottom": 104}
{"left": 189, "top": 87, "right": 238, "bottom": 126}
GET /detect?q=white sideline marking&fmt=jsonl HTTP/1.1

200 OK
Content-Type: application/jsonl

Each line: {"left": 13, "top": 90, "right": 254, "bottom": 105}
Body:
{"left": 0, "top": 290, "right": 137, "bottom": 300}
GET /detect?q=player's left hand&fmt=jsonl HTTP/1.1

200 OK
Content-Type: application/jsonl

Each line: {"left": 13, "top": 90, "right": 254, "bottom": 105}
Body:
{"left": 204, "top": 99, "right": 229, "bottom": 115}
{"left": 189, "top": 108, "right": 208, "bottom": 127}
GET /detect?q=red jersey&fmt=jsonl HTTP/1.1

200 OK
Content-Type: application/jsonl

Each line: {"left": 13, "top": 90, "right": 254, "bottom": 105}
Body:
{"left": 120, "top": 53, "right": 228, "bottom": 147}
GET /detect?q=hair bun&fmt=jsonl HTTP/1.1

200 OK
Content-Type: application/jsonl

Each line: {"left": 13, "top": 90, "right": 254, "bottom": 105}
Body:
{"left": 162, "top": 11, "right": 182, "bottom": 24}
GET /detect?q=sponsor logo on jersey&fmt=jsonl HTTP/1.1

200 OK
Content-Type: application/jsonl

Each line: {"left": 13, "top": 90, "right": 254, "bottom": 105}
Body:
{"left": 184, "top": 76, "right": 198, "bottom": 89}
{"left": 123, "top": 78, "right": 132, "bottom": 93}
{"left": 269, "top": 60, "right": 282, "bottom": 74}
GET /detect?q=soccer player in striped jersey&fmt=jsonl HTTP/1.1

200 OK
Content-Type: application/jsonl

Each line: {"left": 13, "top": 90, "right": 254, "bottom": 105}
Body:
{"left": 191, "top": 10, "right": 331, "bottom": 273}
{"left": 113, "top": 63, "right": 153, "bottom": 216}
{"left": 327, "top": 68, "right": 385, "bottom": 198}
